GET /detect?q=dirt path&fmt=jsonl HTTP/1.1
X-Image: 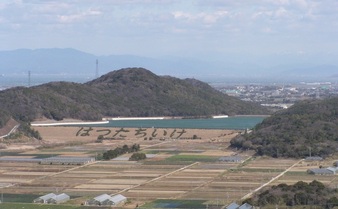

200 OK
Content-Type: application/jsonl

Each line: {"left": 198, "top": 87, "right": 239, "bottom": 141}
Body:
{"left": 29, "top": 160, "right": 100, "bottom": 182}
{"left": 240, "top": 159, "right": 304, "bottom": 201}
{"left": 0, "top": 118, "right": 20, "bottom": 138}
{"left": 111, "top": 162, "right": 200, "bottom": 196}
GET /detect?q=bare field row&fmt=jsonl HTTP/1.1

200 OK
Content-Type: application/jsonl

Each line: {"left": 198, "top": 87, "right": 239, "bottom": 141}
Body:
{"left": 1, "top": 127, "right": 336, "bottom": 208}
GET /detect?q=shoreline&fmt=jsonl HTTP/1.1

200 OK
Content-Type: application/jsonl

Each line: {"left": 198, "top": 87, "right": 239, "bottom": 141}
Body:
{"left": 31, "top": 115, "right": 266, "bottom": 130}
{"left": 31, "top": 120, "right": 109, "bottom": 127}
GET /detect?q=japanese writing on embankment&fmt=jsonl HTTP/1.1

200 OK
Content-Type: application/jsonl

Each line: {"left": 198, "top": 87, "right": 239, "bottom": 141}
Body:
{"left": 76, "top": 127, "right": 190, "bottom": 139}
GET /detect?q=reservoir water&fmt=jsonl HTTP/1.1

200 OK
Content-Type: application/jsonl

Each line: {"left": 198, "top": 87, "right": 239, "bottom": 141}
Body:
{"left": 76, "top": 116, "right": 267, "bottom": 130}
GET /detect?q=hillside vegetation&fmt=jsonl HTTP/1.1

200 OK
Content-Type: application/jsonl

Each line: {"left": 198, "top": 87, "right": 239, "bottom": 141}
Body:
{"left": 245, "top": 180, "right": 338, "bottom": 208}
{"left": 0, "top": 68, "right": 268, "bottom": 127}
{"left": 231, "top": 97, "right": 338, "bottom": 158}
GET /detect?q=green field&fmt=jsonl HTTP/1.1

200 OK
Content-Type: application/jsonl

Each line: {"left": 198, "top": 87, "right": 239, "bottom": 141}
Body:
{"left": 0, "top": 193, "right": 40, "bottom": 203}
{"left": 139, "top": 199, "right": 208, "bottom": 209}
{"left": 165, "top": 155, "right": 218, "bottom": 162}
{"left": 0, "top": 203, "right": 111, "bottom": 209}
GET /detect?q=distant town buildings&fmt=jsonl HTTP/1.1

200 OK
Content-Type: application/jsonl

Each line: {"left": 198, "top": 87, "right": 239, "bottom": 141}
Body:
{"left": 213, "top": 82, "right": 338, "bottom": 111}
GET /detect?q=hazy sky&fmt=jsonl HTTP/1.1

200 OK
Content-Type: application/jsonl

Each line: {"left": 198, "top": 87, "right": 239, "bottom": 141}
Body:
{"left": 1, "top": 0, "right": 338, "bottom": 65}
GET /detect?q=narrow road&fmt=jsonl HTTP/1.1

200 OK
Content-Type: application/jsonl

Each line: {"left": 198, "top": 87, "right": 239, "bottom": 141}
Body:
{"left": 111, "top": 162, "right": 200, "bottom": 196}
{"left": 30, "top": 160, "right": 100, "bottom": 182}
{"left": 0, "top": 124, "right": 20, "bottom": 138}
{"left": 0, "top": 160, "right": 100, "bottom": 189}
{"left": 240, "top": 159, "right": 304, "bottom": 200}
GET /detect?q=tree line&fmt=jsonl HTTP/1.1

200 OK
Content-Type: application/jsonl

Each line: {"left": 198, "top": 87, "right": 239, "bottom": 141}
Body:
{"left": 245, "top": 180, "right": 338, "bottom": 208}
{"left": 101, "top": 144, "right": 140, "bottom": 160}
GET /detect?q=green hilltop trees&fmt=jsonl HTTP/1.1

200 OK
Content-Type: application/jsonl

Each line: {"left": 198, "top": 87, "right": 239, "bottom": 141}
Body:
{"left": 231, "top": 97, "right": 338, "bottom": 158}
{"left": 245, "top": 180, "right": 338, "bottom": 208}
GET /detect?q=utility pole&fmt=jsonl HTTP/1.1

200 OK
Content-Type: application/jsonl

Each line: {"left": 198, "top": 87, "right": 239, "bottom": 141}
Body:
{"left": 28, "top": 70, "right": 31, "bottom": 87}
{"left": 309, "top": 147, "right": 312, "bottom": 157}
{"left": 95, "top": 59, "right": 99, "bottom": 78}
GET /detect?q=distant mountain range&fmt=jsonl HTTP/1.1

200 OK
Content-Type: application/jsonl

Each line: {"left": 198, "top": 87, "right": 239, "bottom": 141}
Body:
{"left": 0, "top": 48, "right": 337, "bottom": 83}
{"left": 0, "top": 48, "right": 217, "bottom": 78}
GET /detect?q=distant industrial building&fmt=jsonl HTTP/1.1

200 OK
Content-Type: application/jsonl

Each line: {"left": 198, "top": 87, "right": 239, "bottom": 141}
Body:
{"left": 85, "top": 194, "right": 127, "bottom": 206}
{"left": 33, "top": 193, "right": 70, "bottom": 204}
{"left": 40, "top": 156, "right": 95, "bottom": 165}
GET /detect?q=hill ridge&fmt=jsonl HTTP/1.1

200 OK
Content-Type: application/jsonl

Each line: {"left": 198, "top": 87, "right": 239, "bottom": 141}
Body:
{"left": 231, "top": 96, "right": 338, "bottom": 158}
{"left": 0, "top": 68, "right": 269, "bottom": 126}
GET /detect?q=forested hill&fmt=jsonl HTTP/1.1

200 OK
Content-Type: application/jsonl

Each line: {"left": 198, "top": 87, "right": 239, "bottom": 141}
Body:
{"left": 0, "top": 68, "right": 268, "bottom": 126}
{"left": 245, "top": 180, "right": 338, "bottom": 207}
{"left": 231, "top": 97, "right": 338, "bottom": 158}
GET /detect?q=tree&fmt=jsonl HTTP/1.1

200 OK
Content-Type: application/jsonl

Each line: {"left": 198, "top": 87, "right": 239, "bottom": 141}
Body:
{"left": 129, "top": 153, "right": 146, "bottom": 161}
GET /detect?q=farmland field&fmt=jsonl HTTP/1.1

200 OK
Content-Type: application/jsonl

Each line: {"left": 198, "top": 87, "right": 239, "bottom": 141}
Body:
{"left": 0, "top": 127, "right": 337, "bottom": 208}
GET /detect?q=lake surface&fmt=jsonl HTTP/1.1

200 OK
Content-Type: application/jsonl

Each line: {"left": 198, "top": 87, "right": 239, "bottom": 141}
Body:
{"left": 77, "top": 116, "right": 267, "bottom": 130}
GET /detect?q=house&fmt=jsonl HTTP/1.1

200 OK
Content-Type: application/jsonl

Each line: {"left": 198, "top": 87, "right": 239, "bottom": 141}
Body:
{"left": 226, "top": 202, "right": 253, "bottom": 209}
{"left": 33, "top": 193, "right": 56, "bottom": 203}
{"left": 219, "top": 156, "right": 243, "bottom": 163}
{"left": 85, "top": 194, "right": 127, "bottom": 206}
{"left": 46, "top": 193, "right": 70, "bottom": 204}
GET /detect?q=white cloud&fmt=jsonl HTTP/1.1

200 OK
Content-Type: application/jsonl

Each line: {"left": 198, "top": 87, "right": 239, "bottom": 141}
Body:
{"left": 172, "top": 10, "right": 229, "bottom": 25}
{"left": 0, "top": 3, "right": 7, "bottom": 10}
{"left": 0, "top": 0, "right": 338, "bottom": 61}
{"left": 57, "top": 9, "right": 102, "bottom": 24}
{"left": 295, "top": 0, "right": 308, "bottom": 9}
{"left": 33, "top": 2, "right": 70, "bottom": 14}
{"left": 275, "top": 7, "right": 288, "bottom": 18}
{"left": 262, "top": 27, "right": 274, "bottom": 33}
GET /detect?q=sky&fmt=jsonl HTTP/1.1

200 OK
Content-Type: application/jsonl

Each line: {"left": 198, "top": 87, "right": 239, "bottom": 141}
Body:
{"left": 1, "top": 0, "right": 338, "bottom": 67}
